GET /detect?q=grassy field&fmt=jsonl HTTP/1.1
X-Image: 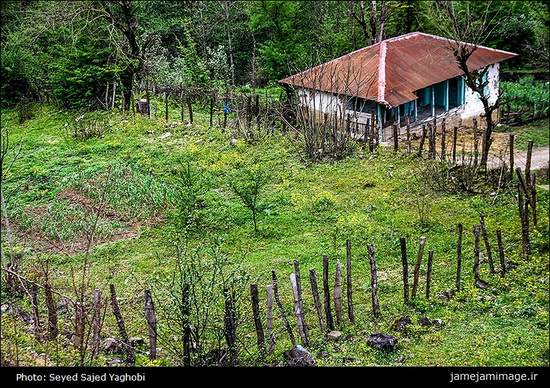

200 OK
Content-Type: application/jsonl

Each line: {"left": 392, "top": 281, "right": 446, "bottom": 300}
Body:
{"left": 1, "top": 103, "right": 548, "bottom": 367}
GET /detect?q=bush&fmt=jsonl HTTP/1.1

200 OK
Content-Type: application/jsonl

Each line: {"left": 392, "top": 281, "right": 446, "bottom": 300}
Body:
{"left": 501, "top": 76, "right": 550, "bottom": 117}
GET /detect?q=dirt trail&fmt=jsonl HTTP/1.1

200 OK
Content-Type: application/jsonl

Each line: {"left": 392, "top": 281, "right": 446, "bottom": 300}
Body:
{"left": 487, "top": 146, "right": 549, "bottom": 170}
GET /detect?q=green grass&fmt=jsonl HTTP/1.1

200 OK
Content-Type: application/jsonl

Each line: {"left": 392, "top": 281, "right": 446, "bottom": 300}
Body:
{"left": 1, "top": 104, "right": 548, "bottom": 367}
{"left": 497, "top": 118, "right": 550, "bottom": 150}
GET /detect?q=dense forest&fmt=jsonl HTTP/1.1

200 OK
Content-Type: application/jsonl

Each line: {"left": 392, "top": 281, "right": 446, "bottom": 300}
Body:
{"left": 1, "top": 0, "right": 548, "bottom": 110}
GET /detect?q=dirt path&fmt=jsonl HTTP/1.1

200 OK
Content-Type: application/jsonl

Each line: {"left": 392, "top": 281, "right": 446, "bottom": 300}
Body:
{"left": 487, "top": 146, "right": 549, "bottom": 170}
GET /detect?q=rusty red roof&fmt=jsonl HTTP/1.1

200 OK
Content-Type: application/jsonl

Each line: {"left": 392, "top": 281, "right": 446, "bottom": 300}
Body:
{"left": 279, "top": 32, "right": 517, "bottom": 108}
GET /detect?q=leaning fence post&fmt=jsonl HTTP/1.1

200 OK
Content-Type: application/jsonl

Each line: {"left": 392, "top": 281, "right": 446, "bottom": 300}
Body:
{"left": 323, "top": 255, "right": 335, "bottom": 331}
{"left": 345, "top": 239, "right": 355, "bottom": 324}
{"left": 399, "top": 238, "right": 409, "bottom": 305}
{"left": 266, "top": 284, "right": 275, "bottom": 354}
{"left": 367, "top": 244, "right": 381, "bottom": 318}
{"left": 144, "top": 289, "right": 157, "bottom": 360}
{"left": 411, "top": 236, "right": 426, "bottom": 299}
{"left": 109, "top": 284, "right": 135, "bottom": 366}
{"left": 290, "top": 274, "right": 309, "bottom": 347}
{"left": 473, "top": 226, "right": 488, "bottom": 289}
{"left": 293, "top": 261, "right": 309, "bottom": 342}
{"left": 250, "top": 284, "right": 266, "bottom": 355}
{"left": 309, "top": 269, "right": 325, "bottom": 333}
{"left": 271, "top": 270, "right": 296, "bottom": 345}
{"left": 525, "top": 139, "right": 534, "bottom": 189}
{"left": 479, "top": 211, "right": 496, "bottom": 274}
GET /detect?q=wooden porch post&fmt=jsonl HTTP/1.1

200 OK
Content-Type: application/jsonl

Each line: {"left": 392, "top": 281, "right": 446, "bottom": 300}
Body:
{"left": 431, "top": 87, "right": 435, "bottom": 117}
{"left": 377, "top": 104, "right": 383, "bottom": 142}
{"left": 444, "top": 80, "right": 449, "bottom": 111}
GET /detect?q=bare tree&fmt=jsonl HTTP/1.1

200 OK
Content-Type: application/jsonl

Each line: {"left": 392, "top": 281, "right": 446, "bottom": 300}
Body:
{"left": 428, "top": 1, "right": 506, "bottom": 169}
{"left": 93, "top": 0, "right": 157, "bottom": 111}
{"left": 348, "top": 1, "right": 393, "bottom": 45}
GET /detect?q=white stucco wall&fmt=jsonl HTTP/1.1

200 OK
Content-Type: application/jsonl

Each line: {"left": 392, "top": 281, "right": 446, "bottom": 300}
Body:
{"left": 297, "top": 89, "right": 343, "bottom": 116}
{"left": 460, "top": 62, "right": 500, "bottom": 120}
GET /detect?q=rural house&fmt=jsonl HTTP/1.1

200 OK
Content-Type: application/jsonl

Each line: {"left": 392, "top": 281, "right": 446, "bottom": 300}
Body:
{"left": 279, "top": 31, "right": 517, "bottom": 141}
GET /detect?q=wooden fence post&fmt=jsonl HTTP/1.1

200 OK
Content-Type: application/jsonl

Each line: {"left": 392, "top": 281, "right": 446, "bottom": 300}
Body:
{"left": 411, "top": 236, "right": 426, "bottom": 299}
{"left": 271, "top": 270, "right": 296, "bottom": 345}
{"left": 186, "top": 95, "right": 193, "bottom": 124}
{"left": 516, "top": 167, "right": 533, "bottom": 209}
{"left": 392, "top": 123, "right": 399, "bottom": 152}
{"left": 399, "top": 238, "right": 409, "bottom": 305}
{"left": 144, "top": 289, "right": 157, "bottom": 360}
{"left": 525, "top": 139, "right": 534, "bottom": 189}
{"left": 223, "top": 288, "right": 238, "bottom": 365}
{"left": 509, "top": 133, "right": 515, "bottom": 176}
{"left": 30, "top": 284, "right": 41, "bottom": 340}
{"left": 91, "top": 289, "right": 102, "bottom": 359}
{"left": 290, "top": 274, "right": 309, "bottom": 347}
{"left": 479, "top": 211, "right": 496, "bottom": 274}
{"left": 250, "top": 284, "right": 266, "bottom": 355}
{"left": 496, "top": 229, "right": 506, "bottom": 277}
{"left": 440, "top": 118, "right": 446, "bottom": 161}
{"left": 428, "top": 123, "right": 435, "bottom": 159}
{"left": 452, "top": 126, "right": 458, "bottom": 164}
{"left": 109, "top": 284, "right": 135, "bottom": 366}
{"left": 456, "top": 223, "right": 463, "bottom": 292}
{"left": 44, "top": 281, "right": 58, "bottom": 341}
{"left": 345, "top": 239, "right": 355, "bottom": 324}
{"left": 426, "top": 250, "right": 434, "bottom": 300}
{"left": 322, "top": 255, "right": 335, "bottom": 331}
{"left": 417, "top": 125, "right": 426, "bottom": 157}
{"left": 406, "top": 116, "right": 411, "bottom": 154}
{"left": 293, "top": 260, "right": 309, "bottom": 341}
{"left": 333, "top": 260, "right": 343, "bottom": 326}
{"left": 164, "top": 92, "right": 169, "bottom": 121}
{"left": 309, "top": 269, "right": 325, "bottom": 333}
{"left": 367, "top": 244, "right": 381, "bottom": 318}
{"left": 266, "top": 284, "right": 275, "bottom": 354}
{"left": 473, "top": 226, "right": 488, "bottom": 289}
{"left": 517, "top": 186, "right": 531, "bottom": 259}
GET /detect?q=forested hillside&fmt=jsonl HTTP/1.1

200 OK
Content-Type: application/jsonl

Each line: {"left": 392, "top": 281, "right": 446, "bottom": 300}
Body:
{"left": 1, "top": 1, "right": 548, "bottom": 109}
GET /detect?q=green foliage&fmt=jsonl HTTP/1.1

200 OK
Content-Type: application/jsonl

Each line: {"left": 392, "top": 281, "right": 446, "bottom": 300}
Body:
{"left": 228, "top": 162, "right": 273, "bottom": 233}
{"left": 501, "top": 76, "right": 550, "bottom": 116}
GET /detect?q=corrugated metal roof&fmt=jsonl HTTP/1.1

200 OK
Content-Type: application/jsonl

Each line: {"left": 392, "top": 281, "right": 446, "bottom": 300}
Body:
{"left": 279, "top": 32, "right": 518, "bottom": 108}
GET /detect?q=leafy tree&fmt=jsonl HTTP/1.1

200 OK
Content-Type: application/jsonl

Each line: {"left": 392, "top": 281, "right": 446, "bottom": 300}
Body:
{"left": 229, "top": 163, "right": 272, "bottom": 234}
